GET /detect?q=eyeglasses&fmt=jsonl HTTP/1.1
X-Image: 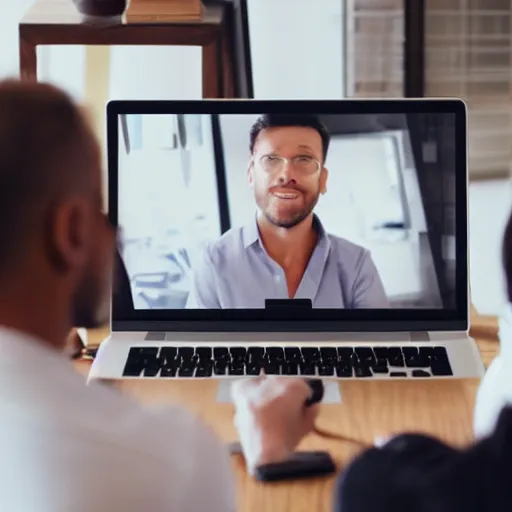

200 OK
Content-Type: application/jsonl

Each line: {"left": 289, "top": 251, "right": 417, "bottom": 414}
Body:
{"left": 257, "top": 154, "right": 321, "bottom": 175}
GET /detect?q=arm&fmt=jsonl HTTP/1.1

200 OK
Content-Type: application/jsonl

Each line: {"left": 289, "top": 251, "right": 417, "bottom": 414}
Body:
{"left": 179, "top": 418, "right": 236, "bottom": 512}
{"left": 352, "top": 250, "right": 389, "bottom": 308}
{"left": 186, "top": 244, "right": 221, "bottom": 308}
{"left": 132, "top": 406, "right": 236, "bottom": 512}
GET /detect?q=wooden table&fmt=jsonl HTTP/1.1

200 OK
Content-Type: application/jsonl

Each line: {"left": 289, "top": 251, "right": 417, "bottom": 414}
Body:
{"left": 74, "top": 328, "right": 498, "bottom": 512}
{"left": 19, "top": 0, "right": 236, "bottom": 98}
{"left": 469, "top": 309, "right": 499, "bottom": 341}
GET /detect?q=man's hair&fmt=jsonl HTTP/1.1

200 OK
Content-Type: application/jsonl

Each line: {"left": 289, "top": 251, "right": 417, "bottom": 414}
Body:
{"left": 0, "top": 79, "right": 97, "bottom": 271}
{"left": 249, "top": 114, "right": 330, "bottom": 161}
{"left": 503, "top": 211, "right": 512, "bottom": 302}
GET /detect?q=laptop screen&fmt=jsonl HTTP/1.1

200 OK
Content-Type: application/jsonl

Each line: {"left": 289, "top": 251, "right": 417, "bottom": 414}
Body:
{"left": 108, "top": 100, "right": 468, "bottom": 331}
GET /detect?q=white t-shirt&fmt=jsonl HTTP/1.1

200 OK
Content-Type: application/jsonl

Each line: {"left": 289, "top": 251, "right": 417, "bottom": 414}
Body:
{"left": 0, "top": 326, "right": 235, "bottom": 512}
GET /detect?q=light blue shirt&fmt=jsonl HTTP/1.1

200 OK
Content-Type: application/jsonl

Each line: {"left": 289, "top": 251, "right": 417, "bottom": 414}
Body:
{"left": 186, "top": 215, "right": 389, "bottom": 309}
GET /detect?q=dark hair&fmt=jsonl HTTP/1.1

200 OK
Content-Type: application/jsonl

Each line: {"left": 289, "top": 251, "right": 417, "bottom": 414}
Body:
{"left": 0, "top": 79, "right": 96, "bottom": 272}
{"left": 503, "top": 211, "right": 512, "bottom": 301}
{"left": 249, "top": 114, "right": 330, "bottom": 161}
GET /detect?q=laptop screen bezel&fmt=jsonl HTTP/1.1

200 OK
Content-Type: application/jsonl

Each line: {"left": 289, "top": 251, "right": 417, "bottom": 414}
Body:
{"left": 107, "top": 99, "right": 468, "bottom": 333}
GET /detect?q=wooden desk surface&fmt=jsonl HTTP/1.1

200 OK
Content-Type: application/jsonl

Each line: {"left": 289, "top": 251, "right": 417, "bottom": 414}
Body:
{"left": 74, "top": 329, "right": 499, "bottom": 512}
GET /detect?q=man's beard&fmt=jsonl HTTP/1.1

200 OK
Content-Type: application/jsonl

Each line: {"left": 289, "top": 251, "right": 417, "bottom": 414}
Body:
{"left": 258, "top": 189, "right": 320, "bottom": 229}
{"left": 71, "top": 268, "right": 111, "bottom": 329}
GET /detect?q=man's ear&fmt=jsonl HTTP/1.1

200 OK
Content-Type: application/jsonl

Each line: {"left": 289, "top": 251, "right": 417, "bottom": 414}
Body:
{"left": 47, "top": 198, "right": 91, "bottom": 272}
{"left": 247, "top": 158, "right": 254, "bottom": 186}
{"left": 320, "top": 167, "right": 328, "bottom": 194}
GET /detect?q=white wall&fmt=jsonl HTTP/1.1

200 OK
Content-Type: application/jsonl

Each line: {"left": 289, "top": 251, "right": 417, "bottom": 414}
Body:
{"left": 119, "top": 114, "right": 221, "bottom": 245}
{"left": 109, "top": 46, "right": 202, "bottom": 100}
{"left": 246, "top": 0, "right": 344, "bottom": 98}
{"left": 469, "top": 179, "right": 512, "bottom": 316}
{"left": 219, "top": 114, "right": 257, "bottom": 225}
{"left": 0, "top": 0, "right": 34, "bottom": 78}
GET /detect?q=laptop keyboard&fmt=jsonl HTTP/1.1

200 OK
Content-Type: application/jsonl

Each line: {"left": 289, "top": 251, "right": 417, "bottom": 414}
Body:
{"left": 121, "top": 345, "right": 453, "bottom": 378}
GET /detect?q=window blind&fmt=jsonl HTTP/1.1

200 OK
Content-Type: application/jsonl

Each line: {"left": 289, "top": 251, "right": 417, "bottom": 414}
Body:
{"left": 345, "top": 0, "right": 512, "bottom": 179}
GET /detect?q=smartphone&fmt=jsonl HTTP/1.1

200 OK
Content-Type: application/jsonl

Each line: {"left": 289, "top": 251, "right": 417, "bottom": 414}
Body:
{"left": 254, "top": 451, "right": 336, "bottom": 482}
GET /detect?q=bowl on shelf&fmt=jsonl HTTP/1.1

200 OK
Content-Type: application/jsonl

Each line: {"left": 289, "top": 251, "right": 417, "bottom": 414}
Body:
{"left": 72, "top": 0, "right": 128, "bottom": 17}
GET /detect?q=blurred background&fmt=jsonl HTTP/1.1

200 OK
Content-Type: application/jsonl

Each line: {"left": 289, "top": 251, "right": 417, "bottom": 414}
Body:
{"left": 3, "top": 0, "right": 512, "bottom": 316}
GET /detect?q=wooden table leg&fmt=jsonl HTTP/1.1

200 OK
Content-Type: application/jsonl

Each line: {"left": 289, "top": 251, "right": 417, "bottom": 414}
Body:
{"left": 221, "top": 30, "right": 236, "bottom": 98}
{"left": 19, "top": 35, "right": 37, "bottom": 81}
{"left": 202, "top": 37, "right": 222, "bottom": 98}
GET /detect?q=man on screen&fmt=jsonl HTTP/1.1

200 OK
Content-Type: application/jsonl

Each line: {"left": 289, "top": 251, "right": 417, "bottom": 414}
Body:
{"left": 186, "top": 114, "right": 389, "bottom": 309}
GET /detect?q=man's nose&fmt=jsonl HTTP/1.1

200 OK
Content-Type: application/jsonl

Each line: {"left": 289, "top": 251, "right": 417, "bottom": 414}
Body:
{"left": 277, "top": 159, "right": 296, "bottom": 182}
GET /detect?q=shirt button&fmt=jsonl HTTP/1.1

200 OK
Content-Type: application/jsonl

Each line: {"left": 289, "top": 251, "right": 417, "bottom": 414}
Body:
{"left": 274, "top": 275, "right": 281, "bottom": 283}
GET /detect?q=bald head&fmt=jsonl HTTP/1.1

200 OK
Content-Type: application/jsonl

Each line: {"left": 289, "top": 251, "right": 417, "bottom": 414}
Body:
{"left": 0, "top": 79, "right": 101, "bottom": 271}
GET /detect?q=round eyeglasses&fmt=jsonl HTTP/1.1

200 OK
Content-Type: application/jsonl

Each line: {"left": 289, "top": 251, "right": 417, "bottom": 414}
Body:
{"left": 258, "top": 154, "right": 321, "bottom": 175}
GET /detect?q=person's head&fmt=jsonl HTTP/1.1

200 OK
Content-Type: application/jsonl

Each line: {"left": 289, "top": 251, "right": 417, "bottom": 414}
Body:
{"left": 503, "top": 212, "right": 512, "bottom": 302}
{"left": 0, "top": 80, "right": 116, "bottom": 340}
{"left": 248, "top": 114, "right": 330, "bottom": 229}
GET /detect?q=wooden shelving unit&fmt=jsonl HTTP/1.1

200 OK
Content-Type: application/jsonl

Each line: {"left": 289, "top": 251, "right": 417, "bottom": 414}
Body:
{"left": 19, "top": 1, "right": 238, "bottom": 96}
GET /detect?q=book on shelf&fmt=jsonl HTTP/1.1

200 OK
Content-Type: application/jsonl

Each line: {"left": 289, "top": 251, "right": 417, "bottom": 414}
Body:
{"left": 125, "top": 0, "right": 202, "bottom": 22}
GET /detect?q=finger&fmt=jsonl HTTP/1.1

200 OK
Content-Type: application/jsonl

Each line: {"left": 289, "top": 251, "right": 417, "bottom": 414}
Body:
{"left": 283, "top": 377, "right": 315, "bottom": 403}
{"left": 252, "top": 376, "right": 301, "bottom": 403}
{"left": 260, "top": 376, "right": 311, "bottom": 396}
{"left": 263, "top": 378, "right": 315, "bottom": 411}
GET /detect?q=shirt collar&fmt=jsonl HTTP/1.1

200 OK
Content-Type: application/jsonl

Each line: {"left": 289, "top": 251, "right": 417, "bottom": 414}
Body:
{"left": 242, "top": 213, "right": 328, "bottom": 250}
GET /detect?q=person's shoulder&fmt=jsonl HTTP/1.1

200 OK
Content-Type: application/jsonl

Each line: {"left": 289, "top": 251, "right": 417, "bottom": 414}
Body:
{"left": 74, "top": 382, "right": 225, "bottom": 469}
{"left": 327, "top": 233, "right": 370, "bottom": 261}
{"left": 55, "top": 386, "right": 231, "bottom": 510}
{"left": 209, "top": 226, "right": 245, "bottom": 250}
{"left": 204, "top": 226, "right": 245, "bottom": 265}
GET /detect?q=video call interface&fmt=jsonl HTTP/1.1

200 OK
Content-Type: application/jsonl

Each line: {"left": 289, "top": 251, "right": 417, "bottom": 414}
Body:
{"left": 117, "top": 111, "right": 458, "bottom": 311}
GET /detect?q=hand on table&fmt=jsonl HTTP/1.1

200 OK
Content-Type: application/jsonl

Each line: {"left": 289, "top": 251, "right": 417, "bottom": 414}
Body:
{"left": 230, "top": 376, "right": 319, "bottom": 475}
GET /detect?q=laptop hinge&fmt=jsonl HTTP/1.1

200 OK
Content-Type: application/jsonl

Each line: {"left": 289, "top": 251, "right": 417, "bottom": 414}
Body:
{"left": 409, "top": 331, "right": 430, "bottom": 342}
{"left": 144, "top": 331, "right": 432, "bottom": 343}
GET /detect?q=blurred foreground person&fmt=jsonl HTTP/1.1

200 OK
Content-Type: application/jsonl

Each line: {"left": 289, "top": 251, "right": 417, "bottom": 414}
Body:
{"left": 0, "top": 80, "right": 315, "bottom": 512}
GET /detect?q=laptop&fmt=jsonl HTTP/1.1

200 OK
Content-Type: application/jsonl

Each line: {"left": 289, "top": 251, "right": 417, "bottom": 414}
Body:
{"left": 89, "top": 99, "right": 484, "bottom": 381}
